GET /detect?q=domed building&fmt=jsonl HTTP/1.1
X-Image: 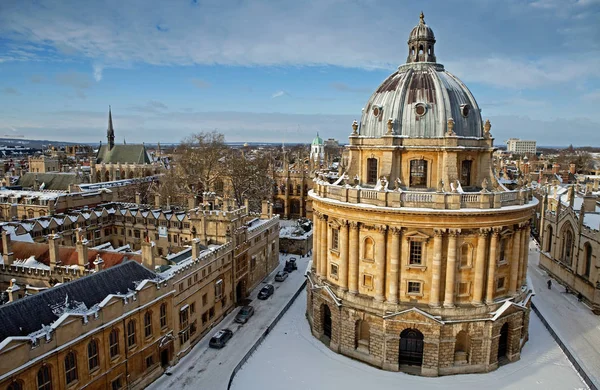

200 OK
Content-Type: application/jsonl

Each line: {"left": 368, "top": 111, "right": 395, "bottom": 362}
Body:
{"left": 310, "top": 132, "right": 325, "bottom": 163}
{"left": 307, "top": 13, "right": 537, "bottom": 376}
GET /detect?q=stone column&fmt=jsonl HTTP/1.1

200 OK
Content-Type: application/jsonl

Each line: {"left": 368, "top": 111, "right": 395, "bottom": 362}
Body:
{"left": 319, "top": 215, "right": 328, "bottom": 276}
{"left": 312, "top": 212, "right": 320, "bottom": 274}
{"left": 443, "top": 229, "right": 460, "bottom": 308}
{"left": 472, "top": 228, "right": 489, "bottom": 305}
{"left": 509, "top": 228, "right": 522, "bottom": 295}
{"left": 429, "top": 229, "right": 444, "bottom": 307}
{"left": 387, "top": 227, "right": 401, "bottom": 304}
{"left": 339, "top": 220, "right": 349, "bottom": 291}
{"left": 486, "top": 229, "right": 500, "bottom": 303}
{"left": 348, "top": 222, "right": 359, "bottom": 294}
{"left": 375, "top": 225, "right": 387, "bottom": 302}
{"left": 519, "top": 224, "right": 530, "bottom": 287}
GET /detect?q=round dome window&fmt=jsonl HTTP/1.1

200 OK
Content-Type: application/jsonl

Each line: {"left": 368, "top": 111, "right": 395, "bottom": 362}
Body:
{"left": 415, "top": 103, "right": 427, "bottom": 116}
{"left": 461, "top": 104, "right": 470, "bottom": 117}
{"left": 372, "top": 105, "right": 382, "bottom": 117}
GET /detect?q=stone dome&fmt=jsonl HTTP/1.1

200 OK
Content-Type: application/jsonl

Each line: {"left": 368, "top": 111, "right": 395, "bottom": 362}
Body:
{"left": 357, "top": 14, "right": 482, "bottom": 139}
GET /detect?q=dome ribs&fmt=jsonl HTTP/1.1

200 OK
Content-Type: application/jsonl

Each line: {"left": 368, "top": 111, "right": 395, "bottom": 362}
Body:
{"left": 407, "top": 71, "right": 437, "bottom": 104}
{"left": 376, "top": 72, "right": 401, "bottom": 93}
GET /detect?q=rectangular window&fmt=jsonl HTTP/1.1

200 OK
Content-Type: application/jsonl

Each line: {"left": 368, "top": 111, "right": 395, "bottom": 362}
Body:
{"left": 202, "top": 312, "right": 208, "bottom": 324}
{"left": 458, "top": 282, "right": 470, "bottom": 297}
{"left": 202, "top": 293, "right": 208, "bottom": 306}
{"left": 409, "top": 159, "right": 428, "bottom": 188}
{"left": 160, "top": 304, "right": 168, "bottom": 329}
{"left": 250, "top": 256, "right": 256, "bottom": 271}
{"left": 111, "top": 376, "right": 123, "bottom": 390}
{"left": 408, "top": 281, "right": 422, "bottom": 294}
{"left": 330, "top": 263, "right": 339, "bottom": 278}
{"left": 367, "top": 158, "right": 378, "bottom": 184}
{"left": 461, "top": 160, "right": 472, "bottom": 186}
{"left": 190, "top": 320, "right": 197, "bottom": 336}
{"left": 496, "top": 277, "right": 506, "bottom": 291}
{"left": 409, "top": 241, "right": 423, "bottom": 265}
{"left": 190, "top": 302, "right": 196, "bottom": 314}
{"left": 362, "top": 274, "right": 373, "bottom": 288}
{"left": 499, "top": 238, "right": 507, "bottom": 263}
{"left": 187, "top": 278, "right": 192, "bottom": 287}
{"left": 146, "top": 355, "right": 154, "bottom": 369}
{"left": 215, "top": 279, "right": 223, "bottom": 300}
{"left": 179, "top": 282, "right": 184, "bottom": 292}
{"left": 331, "top": 228, "right": 339, "bottom": 251}
{"left": 209, "top": 307, "right": 215, "bottom": 319}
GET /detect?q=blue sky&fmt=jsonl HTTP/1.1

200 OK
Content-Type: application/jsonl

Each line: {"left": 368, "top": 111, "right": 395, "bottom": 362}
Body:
{"left": 0, "top": 0, "right": 599, "bottom": 145}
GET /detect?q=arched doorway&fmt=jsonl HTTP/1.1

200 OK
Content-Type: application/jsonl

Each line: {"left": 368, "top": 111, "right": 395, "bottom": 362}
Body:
{"left": 497, "top": 323, "right": 509, "bottom": 361}
{"left": 399, "top": 328, "right": 424, "bottom": 366}
{"left": 323, "top": 305, "right": 332, "bottom": 339}
{"left": 235, "top": 279, "right": 246, "bottom": 304}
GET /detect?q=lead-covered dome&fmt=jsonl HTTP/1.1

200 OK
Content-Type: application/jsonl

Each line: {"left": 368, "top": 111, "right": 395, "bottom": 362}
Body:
{"left": 358, "top": 13, "right": 482, "bottom": 139}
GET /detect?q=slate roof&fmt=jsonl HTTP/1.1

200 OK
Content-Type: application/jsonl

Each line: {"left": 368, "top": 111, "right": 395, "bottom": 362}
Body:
{"left": 17, "top": 172, "right": 84, "bottom": 191}
{"left": 96, "top": 144, "right": 151, "bottom": 165}
{"left": 0, "top": 261, "right": 157, "bottom": 342}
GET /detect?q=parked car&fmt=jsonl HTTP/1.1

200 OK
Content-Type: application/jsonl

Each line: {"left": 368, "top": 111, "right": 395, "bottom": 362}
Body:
{"left": 209, "top": 328, "right": 233, "bottom": 349}
{"left": 284, "top": 258, "right": 298, "bottom": 272}
{"left": 275, "top": 271, "right": 289, "bottom": 282}
{"left": 235, "top": 305, "right": 255, "bottom": 324}
{"left": 258, "top": 284, "right": 275, "bottom": 300}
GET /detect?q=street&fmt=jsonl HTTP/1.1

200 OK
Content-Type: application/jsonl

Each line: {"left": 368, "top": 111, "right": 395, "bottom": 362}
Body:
{"left": 147, "top": 253, "right": 310, "bottom": 390}
{"left": 529, "top": 239, "right": 600, "bottom": 389}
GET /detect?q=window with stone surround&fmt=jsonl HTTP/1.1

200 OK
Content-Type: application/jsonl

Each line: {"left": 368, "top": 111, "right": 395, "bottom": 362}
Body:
{"left": 127, "top": 320, "right": 136, "bottom": 349}
{"left": 362, "top": 237, "right": 375, "bottom": 262}
{"left": 109, "top": 329, "right": 120, "bottom": 358}
{"left": 409, "top": 241, "right": 423, "bottom": 265}
{"left": 409, "top": 159, "right": 427, "bottom": 188}
{"left": 37, "top": 365, "right": 51, "bottom": 390}
{"left": 330, "top": 263, "right": 339, "bottom": 279}
{"left": 498, "top": 237, "right": 508, "bottom": 264}
{"left": 367, "top": 158, "right": 378, "bottom": 184}
{"left": 460, "top": 243, "right": 473, "bottom": 268}
{"left": 331, "top": 228, "right": 339, "bottom": 251}
{"left": 461, "top": 160, "right": 472, "bottom": 186}
{"left": 64, "top": 351, "right": 78, "bottom": 385}
{"left": 160, "top": 303, "right": 168, "bottom": 329}
{"left": 362, "top": 274, "right": 373, "bottom": 289}
{"left": 458, "top": 282, "right": 471, "bottom": 297}
{"left": 496, "top": 276, "right": 506, "bottom": 291}
{"left": 407, "top": 281, "right": 422, "bottom": 295}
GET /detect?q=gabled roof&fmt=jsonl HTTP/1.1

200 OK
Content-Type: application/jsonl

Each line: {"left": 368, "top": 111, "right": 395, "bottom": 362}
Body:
{"left": 17, "top": 172, "right": 85, "bottom": 191}
{"left": 0, "top": 261, "right": 157, "bottom": 342}
{"left": 96, "top": 144, "right": 151, "bottom": 165}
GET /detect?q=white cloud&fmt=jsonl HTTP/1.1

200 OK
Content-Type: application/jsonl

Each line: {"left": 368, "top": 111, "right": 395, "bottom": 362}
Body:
{"left": 93, "top": 64, "right": 103, "bottom": 82}
{"left": 271, "top": 90, "right": 287, "bottom": 99}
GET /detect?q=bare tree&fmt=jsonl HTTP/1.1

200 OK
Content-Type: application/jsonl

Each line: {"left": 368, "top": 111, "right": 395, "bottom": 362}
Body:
{"left": 225, "top": 150, "right": 274, "bottom": 212}
{"left": 177, "top": 131, "right": 228, "bottom": 194}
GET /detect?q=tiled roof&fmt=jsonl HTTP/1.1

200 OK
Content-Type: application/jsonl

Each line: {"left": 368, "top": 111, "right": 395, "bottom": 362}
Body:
{"left": 0, "top": 261, "right": 157, "bottom": 342}
{"left": 17, "top": 172, "right": 85, "bottom": 191}
{"left": 96, "top": 144, "right": 151, "bottom": 164}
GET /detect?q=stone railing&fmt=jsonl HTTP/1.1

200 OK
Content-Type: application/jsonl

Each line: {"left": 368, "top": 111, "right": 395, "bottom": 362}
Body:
{"left": 312, "top": 183, "right": 534, "bottom": 210}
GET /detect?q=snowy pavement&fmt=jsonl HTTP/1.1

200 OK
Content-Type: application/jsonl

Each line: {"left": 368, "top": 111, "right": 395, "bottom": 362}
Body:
{"left": 147, "top": 253, "right": 310, "bottom": 390}
{"left": 232, "top": 283, "right": 588, "bottom": 390}
{"left": 528, "top": 239, "right": 600, "bottom": 389}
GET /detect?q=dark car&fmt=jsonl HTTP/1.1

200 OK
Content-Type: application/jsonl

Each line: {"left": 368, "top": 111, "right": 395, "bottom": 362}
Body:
{"left": 275, "top": 271, "right": 288, "bottom": 282}
{"left": 235, "top": 305, "right": 255, "bottom": 324}
{"left": 209, "top": 328, "right": 233, "bottom": 349}
{"left": 258, "top": 284, "right": 274, "bottom": 300}
{"left": 284, "top": 258, "right": 298, "bottom": 272}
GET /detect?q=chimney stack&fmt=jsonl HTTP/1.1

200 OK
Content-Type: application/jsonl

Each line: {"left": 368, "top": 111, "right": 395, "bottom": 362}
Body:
{"left": 191, "top": 238, "right": 202, "bottom": 259}
{"left": 76, "top": 231, "right": 88, "bottom": 270}
{"left": 569, "top": 163, "right": 576, "bottom": 175}
{"left": 141, "top": 240, "right": 154, "bottom": 270}
{"left": 48, "top": 234, "right": 60, "bottom": 268}
{"left": 6, "top": 279, "right": 20, "bottom": 302}
{"left": 93, "top": 254, "right": 104, "bottom": 272}
{"left": 552, "top": 163, "right": 560, "bottom": 175}
{"left": 135, "top": 192, "right": 141, "bottom": 204}
{"left": 155, "top": 194, "right": 161, "bottom": 208}
{"left": 2, "top": 231, "right": 14, "bottom": 265}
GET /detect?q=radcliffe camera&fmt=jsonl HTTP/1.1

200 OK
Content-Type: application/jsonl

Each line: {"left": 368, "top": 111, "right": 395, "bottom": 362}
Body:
{"left": 0, "top": 2, "right": 599, "bottom": 390}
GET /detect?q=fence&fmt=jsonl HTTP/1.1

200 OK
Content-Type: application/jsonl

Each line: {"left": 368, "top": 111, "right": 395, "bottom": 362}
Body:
{"left": 227, "top": 279, "right": 308, "bottom": 389}
{"left": 531, "top": 303, "right": 597, "bottom": 390}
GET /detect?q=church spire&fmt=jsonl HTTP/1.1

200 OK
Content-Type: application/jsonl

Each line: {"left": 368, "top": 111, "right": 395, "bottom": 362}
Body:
{"left": 107, "top": 105, "right": 115, "bottom": 149}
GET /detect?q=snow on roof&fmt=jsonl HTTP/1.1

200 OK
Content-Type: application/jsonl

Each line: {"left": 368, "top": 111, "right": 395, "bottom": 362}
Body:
{"left": 583, "top": 214, "right": 600, "bottom": 230}
{"left": 12, "top": 255, "right": 51, "bottom": 270}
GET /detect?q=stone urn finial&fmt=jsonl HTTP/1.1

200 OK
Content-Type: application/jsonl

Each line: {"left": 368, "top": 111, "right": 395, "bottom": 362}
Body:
{"left": 351, "top": 120, "right": 358, "bottom": 135}
{"left": 446, "top": 118, "right": 456, "bottom": 136}
{"left": 354, "top": 174, "right": 360, "bottom": 186}
{"left": 386, "top": 118, "right": 394, "bottom": 135}
{"left": 483, "top": 119, "right": 492, "bottom": 138}
{"left": 481, "top": 178, "right": 489, "bottom": 192}
{"left": 437, "top": 180, "right": 444, "bottom": 193}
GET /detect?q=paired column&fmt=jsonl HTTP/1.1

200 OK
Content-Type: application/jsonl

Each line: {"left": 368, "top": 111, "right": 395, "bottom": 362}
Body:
{"left": 519, "top": 224, "right": 530, "bottom": 287}
{"left": 485, "top": 229, "right": 500, "bottom": 303}
{"left": 374, "top": 225, "right": 387, "bottom": 302}
{"left": 348, "top": 222, "right": 360, "bottom": 293}
{"left": 339, "top": 220, "right": 349, "bottom": 290}
{"left": 319, "top": 215, "right": 328, "bottom": 276}
{"left": 312, "top": 212, "right": 320, "bottom": 274}
{"left": 387, "top": 228, "right": 401, "bottom": 304}
{"left": 443, "top": 229, "right": 460, "bottom": 308}
{"left": 508, "top": 227, "right": 522, "bottom": 295}
{"left": 472, "top": 228, "right": 489, "bottom": 305}
{"left": 429, "top": 229, "right": 444, "bottom": 307}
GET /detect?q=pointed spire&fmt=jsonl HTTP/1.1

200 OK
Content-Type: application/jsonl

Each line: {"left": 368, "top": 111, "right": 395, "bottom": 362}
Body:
{"left": 107, "top": 105, "right": 115, "bottom": 149}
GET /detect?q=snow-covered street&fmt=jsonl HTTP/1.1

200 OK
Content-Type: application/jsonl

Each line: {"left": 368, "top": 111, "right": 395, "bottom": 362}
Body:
{"left": 147, "top": 253, "right": 310, "bottom": 390}
{"left": 528, "top": 239, "right": 600, "bottom": 389}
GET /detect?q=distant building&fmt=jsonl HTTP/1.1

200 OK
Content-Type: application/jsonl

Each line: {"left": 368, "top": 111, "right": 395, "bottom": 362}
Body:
{"left": 310, "top": 133, "right": 324, "bottom": 163}
{"left": 506, "top": 138, "right": 536, "bottom": 155}
{"left": 28, "top": 156, "right": 60, "bottom": 173}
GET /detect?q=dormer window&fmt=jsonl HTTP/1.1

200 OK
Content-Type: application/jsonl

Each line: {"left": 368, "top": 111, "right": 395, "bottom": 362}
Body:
{"left": 461, "top": 104, "right": 470, "bottom": 117}
{"left": 415, "top": 103, "right": 427, "bottom": 116}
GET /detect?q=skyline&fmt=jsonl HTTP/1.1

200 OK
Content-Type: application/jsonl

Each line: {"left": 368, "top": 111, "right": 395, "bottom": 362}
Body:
{"left": 0, "top": 0, "right": 599, "bottom": 145}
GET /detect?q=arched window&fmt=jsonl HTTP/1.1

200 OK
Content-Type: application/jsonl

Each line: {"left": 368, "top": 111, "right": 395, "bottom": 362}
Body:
{"left": 144, "top": 311, "right": 153, "bottom": 338}
{"left": 363, "top": 237, "right": 374, "bottom": 261}
{"left": 28, "top": 209, "right": 35, "bottom": 219}
{"left": 367, "top": 158, "right": 378, "bottom": 184}
{"left": 562, "top": 227, "right": 574, "bottom": 265}
{"left": 87, "top": 339, "right": 99, "bottom": 371}
{"left": 160, "top": 303, "right": 168, "bottom": 329}
{"left": 584, "top": 243, "right": 593, "bottom": 278}
{"left": 545, "top": 226, "right": 553, "bottom": 252}
{"left": 37, "top": 365, "right": 52, "bottom": 390}
{"left": 64, "top": 351, "right": 78, "bottom": 385}
{"left": 499, "top": 237, "right": 507, "bottom": 263}
{"left": 409, "top": 160, "right": 427, "bottom": 188}
{"left": 7, "top": 381, "right": 23, "bottom": 390}
{"left": 127, "top": 320, "right": 136, "bottom": 348}
{"left": 109, "top": 329, "right": 119, "bottom": 358}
